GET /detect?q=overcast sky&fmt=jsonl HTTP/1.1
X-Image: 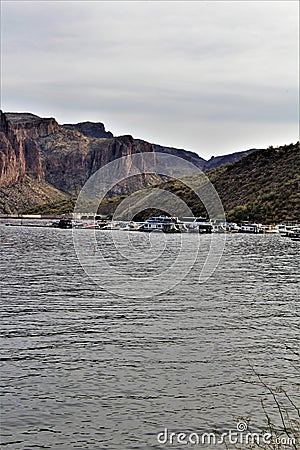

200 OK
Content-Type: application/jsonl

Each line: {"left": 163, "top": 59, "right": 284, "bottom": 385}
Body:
{"left": 1, "top": 1, "right": 299, "bottom": 158}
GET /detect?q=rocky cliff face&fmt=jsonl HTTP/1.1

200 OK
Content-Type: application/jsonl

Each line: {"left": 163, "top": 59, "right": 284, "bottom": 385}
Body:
{"left": 0, "top": 111, "right": 26, "bottom": 186}
{"left": 0, "top": 112, "right": 59, "bottom": 187}
{"left": 0, "top": 110, "right": 261, "bottom": 214}
{"left": 0, "top": 112, "right": 161, "bottom": 196}
{"left": 0, "top": 112, "right": 165, "bottom": 211}
{"left": 62, "top": 121, "right": 113, "bottom": 138}
{"left": 37, "top": 129, "right": 160, "bottom": 194}
{"left": 5, "top": 113, "right": 59, "bottom": 139}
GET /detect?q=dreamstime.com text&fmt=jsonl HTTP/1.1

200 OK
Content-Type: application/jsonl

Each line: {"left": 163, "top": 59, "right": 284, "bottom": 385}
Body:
{"left": 156, "top": 422, "right": 296, "bottom": 446}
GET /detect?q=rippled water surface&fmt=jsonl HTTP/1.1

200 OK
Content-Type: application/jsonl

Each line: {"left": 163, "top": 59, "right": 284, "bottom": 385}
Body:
{"left": 1, "top": 225, "right": 299, "bottom": 449}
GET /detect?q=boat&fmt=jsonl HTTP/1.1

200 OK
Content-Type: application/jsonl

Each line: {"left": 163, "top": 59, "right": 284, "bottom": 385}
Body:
{"left": 84, "top": 222, "right": 100, "bottom": 229}
{"left": 263, "top": 226, "right": 279, "bottom": 233}
{"left": 120, "top": 222, "right": 141, "bottom": 231}
{"left": 180, "top": 217, "right": 213, "bottom": 233}
{"left": 139, "top": 216, "right": 181, "bottom": 233}
{"left": 138, "top": 216, "right": 213, "bottom": 233}
{"left": 100, "top": 221, "right": 121, "bottom": 230}
{"left": 238, "top": 222, "right": 261, "bottom": 233}
{"left": 277, "top": 224, "right": 300, "bottom": 237}
{"left": 51, "top": 219, "right": 73, "bottom": 229}
{"left": 287, "top": 227, "right": 300, "bottom": 241}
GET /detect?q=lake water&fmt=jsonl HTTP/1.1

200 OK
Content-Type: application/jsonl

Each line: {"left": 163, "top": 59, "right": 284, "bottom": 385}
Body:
{"left": 1, "top": 225, "right": 299, "bottom": 449}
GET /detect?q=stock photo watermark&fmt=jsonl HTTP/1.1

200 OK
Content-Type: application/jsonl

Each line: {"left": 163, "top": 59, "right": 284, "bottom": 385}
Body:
{"left": 156, "top": 422, "right": 296, "bottom": 447}
{"left": 72, "top": 152, "right": 226, "bottom": 298}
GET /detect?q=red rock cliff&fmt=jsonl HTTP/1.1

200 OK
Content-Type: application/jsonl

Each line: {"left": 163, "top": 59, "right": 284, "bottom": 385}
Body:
{"left": 1, "top": 111, "right": 207, "bottom": 206}
{"left": 0, "top": 111, "right": 59, "bottom": 186}
{"left": 0, "top": 110, "right": 26, "bottom": 186}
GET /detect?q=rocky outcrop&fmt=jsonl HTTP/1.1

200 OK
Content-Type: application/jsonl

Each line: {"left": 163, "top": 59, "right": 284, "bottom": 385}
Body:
{"left": 0, "top": 112, "right": 164, "bottom": 211}
{"left": 204, "top": 148, "right": 260, "bottom": 170}
{"left": 0, "top": 110, "right": 26, "bottom": 186}
{"left": 5, "top": 113, "right": 59, "bottom": 139}
{"left": 62, "top": 121, "right": 113, "bottom": 138}
{"left": 152, "top": 143, "right": 206, "bottom": 169}
{"left": 0, "top": 112, "right": 61, "bottom": 187}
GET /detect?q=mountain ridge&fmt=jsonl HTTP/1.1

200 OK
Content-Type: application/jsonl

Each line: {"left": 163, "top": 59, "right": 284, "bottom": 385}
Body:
{"left": 0, "top": 110, "right": 266, "bottom": 214}
{"left": 27, "top": 142, "right": 298, "bottom": 224}
{"left": 148, "top": 142, "right": 300, "bottom": 224}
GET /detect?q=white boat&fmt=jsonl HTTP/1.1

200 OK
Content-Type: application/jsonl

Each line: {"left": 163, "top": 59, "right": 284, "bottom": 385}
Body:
{"left": 276, "top": 224, "right": 299, "bottom": 236}
{"left": 180, "top": 217, "right": 213, "bottom": 233}
{"left": 101, "top": 221, "right": 121, "bottom": 230}
{"left": 287, "top": 226, "right": 300, "bottom": 240}
{"left": 138, "top": 216, "right": 213, "bottom": 233}
{"left": 120, "top": 222, "right": 141, "bottom": 231}
{"left": 139, "top": 216, "right": 181, "bottom": 233}
{"left": 239, "top": 223, "right": 261, "bottom": 233}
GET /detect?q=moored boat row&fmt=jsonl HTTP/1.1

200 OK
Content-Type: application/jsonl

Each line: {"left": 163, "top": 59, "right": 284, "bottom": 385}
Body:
{"left": 49, "top": 217, "right": 300, "bottom": 236}
{"left": 3, "top": 216, "right": 299, "bottom": 236}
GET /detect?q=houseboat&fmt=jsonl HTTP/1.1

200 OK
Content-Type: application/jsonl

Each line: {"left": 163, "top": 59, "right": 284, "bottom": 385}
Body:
{"left": 180, "top": 217, "right": 213, "bottom": 233}
{"left": 138, "top": 216, "right": 213, "bottom": 233}
{"left": 238, "top": 223, "right": 261, "bottom": 233}
{"left": 276, "top": 224, "right": 299, "bottom": 237}
{"left": 287, "top": 226, "right": 300, "bottom": 241}
{"left": 139, "top": 216, "right": 181, "bottom": 233}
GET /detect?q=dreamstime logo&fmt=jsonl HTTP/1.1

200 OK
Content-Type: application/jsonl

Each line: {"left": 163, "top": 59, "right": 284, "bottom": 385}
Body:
{"left": 72, "top": 152, "right": 226, "bottom": 298}
{"left": 157, "top": 422, "right": 297, "bottom": 447}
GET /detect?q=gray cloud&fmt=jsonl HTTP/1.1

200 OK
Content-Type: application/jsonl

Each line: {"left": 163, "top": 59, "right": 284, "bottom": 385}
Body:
{"left": 1, "top": 1, "right": 298, "bottom": 157}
